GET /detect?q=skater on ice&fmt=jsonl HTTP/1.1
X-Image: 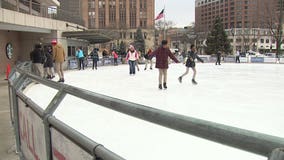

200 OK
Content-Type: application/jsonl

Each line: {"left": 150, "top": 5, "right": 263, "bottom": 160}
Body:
{"left": 178, "top": 44, "right": 204, "bottom": 85}
{"left": 149, "top": 40, "right": 179, "bottom": 90}
{"left": 126, "top": 45, "right": 139, "bottom": 75}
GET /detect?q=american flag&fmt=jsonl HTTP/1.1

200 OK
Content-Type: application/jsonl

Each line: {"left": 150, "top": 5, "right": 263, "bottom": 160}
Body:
{"left": 155, "top": 9, "right": 165, "bottom": 20}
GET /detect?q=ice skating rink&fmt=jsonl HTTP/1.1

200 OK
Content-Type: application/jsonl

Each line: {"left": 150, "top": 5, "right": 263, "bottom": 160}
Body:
{"left": 24, "top": 63, "right": 284, "bottom": 160}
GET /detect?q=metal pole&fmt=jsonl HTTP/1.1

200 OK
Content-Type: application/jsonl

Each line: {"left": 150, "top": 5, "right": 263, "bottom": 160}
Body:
{"left": 277, "top": 0, "right": 283, "bottom": 58}
{"left": 269, "top": 148, "right": 284, "bottom": 160}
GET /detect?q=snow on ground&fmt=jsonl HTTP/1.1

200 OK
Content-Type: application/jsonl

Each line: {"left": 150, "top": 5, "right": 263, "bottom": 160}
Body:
{"left": 24, "top": 63, "right": 284, "bottom": 160}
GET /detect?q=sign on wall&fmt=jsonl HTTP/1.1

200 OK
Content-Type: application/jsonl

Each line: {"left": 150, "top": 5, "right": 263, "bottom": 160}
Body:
{"left": 6, "top": 43, "right": 13, "bottom": 59}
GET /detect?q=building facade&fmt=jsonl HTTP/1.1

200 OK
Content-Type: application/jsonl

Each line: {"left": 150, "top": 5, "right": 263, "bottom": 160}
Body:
{"left": 0, "top": 0, "right": 88, "bottom": 74}
{"left": 85, "top": 0, "right": 155, "bottom": 52}
{"left": 195, "top": 0, "right": 283, "bottom": 54}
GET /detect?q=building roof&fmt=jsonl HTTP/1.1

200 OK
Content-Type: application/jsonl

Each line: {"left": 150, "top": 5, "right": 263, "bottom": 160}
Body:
{"left": 62, "top": 30, "right": 120, "bottom": 44}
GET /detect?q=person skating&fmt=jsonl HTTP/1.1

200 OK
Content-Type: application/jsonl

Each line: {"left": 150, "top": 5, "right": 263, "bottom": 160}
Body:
{"left": 52, "top": 40, "right": 66, "bottom": 83}
{"left": 112, "top": 50, "right": 119, "bottom": 66}
{"left": 216, "top": 51, "right": 221, "bottom": 65}
{"left": 144, "top": 48, "right": 153, "bottom": 70}
{"left": 236, "top": 50, "right": 240, "bottom": 63}
{"left": 178, "top": 44, "right": 204, "bottom": 85}
{"left": 149, "top": 40, "right": 179, "bottom": 90}
{"left": 91, "top": 48, "right": 99, "bottom": 70}
{"left": 76, "top": 47, "right": 85, "bottom": 70}
{"left": 126, "top": 45, "right": 139, "bottom": 75}
{"left": 44, "top": 46, "right": 55, "bottom": 79}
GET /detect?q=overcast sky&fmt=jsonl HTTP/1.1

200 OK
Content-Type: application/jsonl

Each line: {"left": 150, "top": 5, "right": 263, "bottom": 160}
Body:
{"left": 155, "top": 0, "right": 195, "bottom": 27}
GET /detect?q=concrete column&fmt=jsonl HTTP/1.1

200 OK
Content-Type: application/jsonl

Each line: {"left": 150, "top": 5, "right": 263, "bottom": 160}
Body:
{"left": 29, "top": 0, "right": 32, "bottom": 14}
{"left": 105, "top": 0, "right": 110, "bottom": 27}
{"left": 126, "top": 0, "right": 130, "bottom": 28}
{"left": 116, "top": 0, "right": 120, "bottom": 29}
{"left": 16, "top": 0, "right": 19, "bottom": 12}
{"left": 95, "top": 0, "right": 99, "bottom": 28}
{"left": 136, "top": 0, "right": 140, "bottom": 28}
{"left": 269, "top": 148, "right": 284, "bottom": 160}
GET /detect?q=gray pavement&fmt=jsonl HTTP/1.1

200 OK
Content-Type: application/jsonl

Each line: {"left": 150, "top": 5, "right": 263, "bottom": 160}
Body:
{"left": 0, "top": 74, "right": 19, "bottom": 160}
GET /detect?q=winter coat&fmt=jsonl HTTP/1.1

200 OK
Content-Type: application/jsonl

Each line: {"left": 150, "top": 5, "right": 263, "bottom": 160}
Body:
{"left": 126, "top": 50, "right": 139, "bottom": 61}
{"left": 185, "top": 51, "right": 204, "bottom": 68}
{"left": 53, "top": 44, "right": 66, "bottom": 63}
{"left": 44, "top": 51, "right": 54, "bottom": 68}
{"left": 112, "top": 51, "right": 119, "bottom": 59}
{"left": 150, "top": 46, "right": 179, "bottom": 69}
{"left": 91, "top": 50, "right": 99, "bottom": 61}
{"left": 30, "top": 48, "right": 44, "bottom": 64}
{"left": 76, "top": 49, "right": 85, "bottom": 59}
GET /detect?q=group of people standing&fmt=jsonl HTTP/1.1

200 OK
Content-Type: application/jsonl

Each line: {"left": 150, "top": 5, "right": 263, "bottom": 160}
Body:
{"left": 30, "top": 40, "right": 66, "bottom": 83}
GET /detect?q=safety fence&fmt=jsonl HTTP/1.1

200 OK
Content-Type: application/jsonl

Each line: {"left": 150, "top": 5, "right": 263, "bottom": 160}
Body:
{"left": 199, "top": 55, "right": 284, "bottom": 64}
{"left": 8, "top": 62, "right": 284, "bottom": 160}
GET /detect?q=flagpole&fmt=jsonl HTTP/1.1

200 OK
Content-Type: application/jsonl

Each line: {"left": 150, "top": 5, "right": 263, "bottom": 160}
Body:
{"left": 163, "top": 4, "right": 166, "bottom": 40}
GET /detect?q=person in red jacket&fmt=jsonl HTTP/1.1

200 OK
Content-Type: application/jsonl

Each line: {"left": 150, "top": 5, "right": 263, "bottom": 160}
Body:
{"left": 150, "top": 40, "right": 179, "bottom": 90}
{"left": 112, "top": 50, "right": 119, "bottom": 65}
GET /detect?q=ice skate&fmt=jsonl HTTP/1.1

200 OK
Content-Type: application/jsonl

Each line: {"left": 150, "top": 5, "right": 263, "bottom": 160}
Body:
{"left": 158, "top": 84, "right": 162, "bottom": 90}
{"left": 178, "top": 77, "right": 182, "bottom": 83}
{"left": 163, "top": 83, "right": 167, "bottom": 89}
{"left": 192, "top": 79, "right": 198, "bottom": 85}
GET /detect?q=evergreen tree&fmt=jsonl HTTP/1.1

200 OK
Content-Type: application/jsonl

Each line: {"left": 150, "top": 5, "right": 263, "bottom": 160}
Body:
{"left": 134, "top": 28, "right": 145, "bottom": 53}
{"left": 205, "top": 17, "right": 232, "bottom": 55}
{"left": 119, "top": 41, "right": 126, "bottom": 56}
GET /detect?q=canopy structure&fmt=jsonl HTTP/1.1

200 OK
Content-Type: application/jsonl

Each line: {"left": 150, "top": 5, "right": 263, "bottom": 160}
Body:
{"left": 62, "top": 30, "right": 120, "bottom": 44}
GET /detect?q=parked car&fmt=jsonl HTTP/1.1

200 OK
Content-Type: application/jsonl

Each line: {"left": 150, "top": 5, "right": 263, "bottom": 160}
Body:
{"left": 265, "top": 53, "right": 276, "bottom": 58}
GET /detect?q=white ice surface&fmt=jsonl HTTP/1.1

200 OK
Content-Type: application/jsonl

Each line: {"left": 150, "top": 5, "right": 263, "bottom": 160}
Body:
{"left": 24, "top": 63, "right": 284, "bottom": 160}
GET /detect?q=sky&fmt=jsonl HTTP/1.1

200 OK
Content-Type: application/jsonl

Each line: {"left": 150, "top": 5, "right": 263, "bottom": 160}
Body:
{"left": 155, "top": 0, "right": 195, "bottom": 27}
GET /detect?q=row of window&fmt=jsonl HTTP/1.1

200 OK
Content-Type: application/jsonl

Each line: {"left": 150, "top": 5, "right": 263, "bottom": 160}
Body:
{"left": 88, "top": 0, "right": 148, "bottom": 9}
{"left": 119, "top": 31, "right": 148, "bottom": 39}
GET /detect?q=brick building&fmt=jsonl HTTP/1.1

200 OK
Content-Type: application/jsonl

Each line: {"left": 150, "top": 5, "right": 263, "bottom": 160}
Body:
{"left": 195, "top": 0, "right": 283, "bottom": 53}
{"left": 85, "top": 0, "right": 156, "bottom": 51}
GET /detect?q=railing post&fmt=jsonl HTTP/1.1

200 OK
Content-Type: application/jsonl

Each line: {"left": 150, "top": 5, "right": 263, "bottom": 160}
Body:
{"left": 43, "top": 88, "right": 67, "bottom": 160}
{"left": 269, "top": 148, "right": 284, "bottom": 160}
{"left": 11, "top": 74, "right": 27, "bottom": 160}
{"left": 43, "top": 114, "right": 52, "bottom": 160}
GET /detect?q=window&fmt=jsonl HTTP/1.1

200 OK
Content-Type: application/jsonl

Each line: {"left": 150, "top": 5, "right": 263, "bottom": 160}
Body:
{"left": 260, "top": 39, "right": 264, "bottom": 43}
{"left": 266, "top": 39, "right": 270, "bottom": 43}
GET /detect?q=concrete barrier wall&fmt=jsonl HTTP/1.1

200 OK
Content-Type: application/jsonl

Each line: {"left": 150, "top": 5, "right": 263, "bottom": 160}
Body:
{"left": 18, "top": 99, "right": 47, "bottom": 160}
{"left": 51, "top": 128, "right": 93, "bottom": 160}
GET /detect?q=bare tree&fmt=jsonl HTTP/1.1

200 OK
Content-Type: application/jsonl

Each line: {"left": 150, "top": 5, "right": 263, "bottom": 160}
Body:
{"left": 264, "top": 0, "right": 283, "bottom": 56}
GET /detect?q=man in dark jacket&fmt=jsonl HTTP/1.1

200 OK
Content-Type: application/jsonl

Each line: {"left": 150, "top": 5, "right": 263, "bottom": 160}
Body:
{"left": 216, "top": 51, "right": 222, "bottom": 65}
{"left": 91, "top": 48, "right": 99, "bottom": 70}
{"left": 30, "top": 44, "right": 44, "bottom": 77}
{"left": 178, "top": 44, "right": 204, "bottom": 85}
{"left": 150, "top": 40, "right": 179, "bottom": 90}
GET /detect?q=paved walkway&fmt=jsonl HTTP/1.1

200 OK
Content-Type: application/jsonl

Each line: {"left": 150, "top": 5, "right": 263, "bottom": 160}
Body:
{"left": 0, "top": 74, "right": 19, "bottom": 160}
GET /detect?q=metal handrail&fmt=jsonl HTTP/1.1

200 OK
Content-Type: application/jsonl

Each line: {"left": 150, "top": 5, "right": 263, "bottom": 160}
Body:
{"left": 10, "top": 65, "right": 284, "bottom": 160}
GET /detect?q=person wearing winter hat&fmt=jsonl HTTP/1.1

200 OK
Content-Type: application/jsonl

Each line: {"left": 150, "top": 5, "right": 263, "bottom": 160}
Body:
{"left": 52, "top": 40, "right": 66, "bottom": 82}
{"left": 126, "top": 45, "right": 139, "bottom": 75}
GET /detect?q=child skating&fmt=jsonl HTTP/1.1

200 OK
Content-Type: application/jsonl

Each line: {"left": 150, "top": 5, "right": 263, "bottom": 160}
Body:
{"left": 178, "top": 44, "right": 204, "bottom": 85}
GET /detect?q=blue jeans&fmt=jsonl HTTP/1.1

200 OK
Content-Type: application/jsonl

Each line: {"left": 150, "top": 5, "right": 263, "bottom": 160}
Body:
{"left": 128, "top": 60, "right": 136, "bottom": 74}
